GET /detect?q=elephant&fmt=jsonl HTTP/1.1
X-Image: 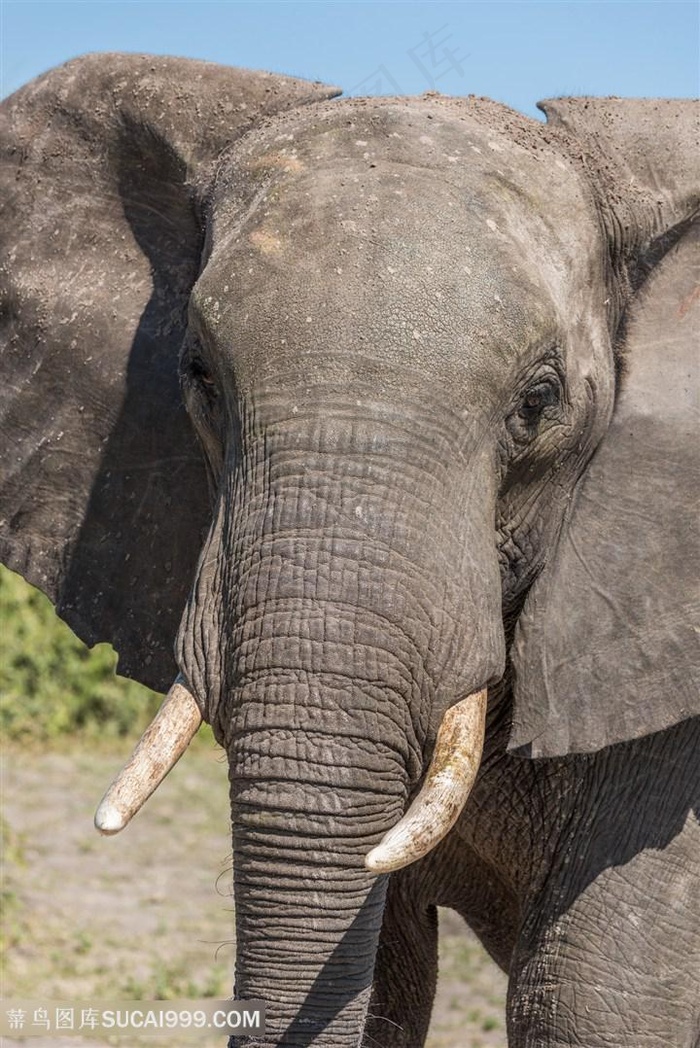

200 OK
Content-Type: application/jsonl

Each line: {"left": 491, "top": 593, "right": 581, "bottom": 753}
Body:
{"left": 1, "top": 52, "right": 698, "bottom": 1048}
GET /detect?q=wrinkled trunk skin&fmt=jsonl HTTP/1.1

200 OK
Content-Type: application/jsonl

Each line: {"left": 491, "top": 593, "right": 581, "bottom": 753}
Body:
{"left": 179, "top": 393, "right": 504, "bottom": 1047}
{"left": 222, "top": 533, "right": 423, "bottom": 1047}
{"left": 228, "top": 709, "right": 403, "bottom": 1046}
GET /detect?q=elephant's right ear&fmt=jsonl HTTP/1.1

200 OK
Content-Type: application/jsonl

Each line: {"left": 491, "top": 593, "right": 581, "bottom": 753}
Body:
{"left": 0, "top": 53, "right": 340, "bottom": 692}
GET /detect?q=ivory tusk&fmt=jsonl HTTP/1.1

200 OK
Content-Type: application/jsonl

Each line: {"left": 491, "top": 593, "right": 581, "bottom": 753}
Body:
{"left": 94, "top": 676, "right": 202, "bottom": 836}
{"left": 365, "top": 688, "right": 487, "bottom": 874}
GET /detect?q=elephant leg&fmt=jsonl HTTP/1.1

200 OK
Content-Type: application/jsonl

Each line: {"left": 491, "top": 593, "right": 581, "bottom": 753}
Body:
{"left": 508, "top": 792, "right": 700, "bottom": 1047}
{"left": 364, "top": 870, "right": 438, "bottom": 1047}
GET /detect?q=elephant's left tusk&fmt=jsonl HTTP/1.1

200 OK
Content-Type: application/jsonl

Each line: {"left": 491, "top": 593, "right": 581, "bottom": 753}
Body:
{"left": 94, "top": 676, "right": 202, "bottom": 835}
{"left": 364, "top": 688, "right": 487, "bottom": 874}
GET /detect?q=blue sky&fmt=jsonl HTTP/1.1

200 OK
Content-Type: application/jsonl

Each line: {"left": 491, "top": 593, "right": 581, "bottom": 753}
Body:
{"left": 1, "top": 2, "right": 698, "bottom": 117}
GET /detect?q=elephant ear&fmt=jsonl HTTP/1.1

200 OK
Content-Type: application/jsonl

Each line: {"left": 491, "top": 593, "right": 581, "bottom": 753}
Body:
{"left": 510, "top": 99, "right": 699, "bottom": 758}
{"left": 0, "top": 53, "right": 340, "bottom": 692}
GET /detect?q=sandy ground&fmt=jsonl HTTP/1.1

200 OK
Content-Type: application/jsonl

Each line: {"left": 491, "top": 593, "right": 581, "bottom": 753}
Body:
{"left": 1, "top": 738, "right": 506, "bottom": 1047}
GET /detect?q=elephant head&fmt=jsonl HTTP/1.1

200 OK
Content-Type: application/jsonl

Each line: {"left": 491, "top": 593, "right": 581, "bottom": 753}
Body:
{"left": 1, "top": 55, "right": 698, "bottom": 1046}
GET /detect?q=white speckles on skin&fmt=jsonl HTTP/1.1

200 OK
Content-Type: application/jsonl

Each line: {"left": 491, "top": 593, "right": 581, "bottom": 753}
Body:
{"left": 486, "top": 219, "right": 498, "bottom": 233}
{"left": 494, "top": 293, "right": 502, "bottom": 304}
{"left": 305, "top": 316, "right": 313, "bottom": 324}
{"left": 419, "top": 135, "right": 434, "bottom": 145}
{"left": 202, "top": 295, "right": 222, "bottom": 325}
{"left": 387, "top": 266, "right": 396, "bottom": 274}
{"left": 355, "top": 505, "right": 363, "bottom": 519}
{"left": 354, "top": 139, "right": 368, "bottom": 146}
{"left": 412, "top": 329, "right": 422, "bottom": 341}
{"left": 487, "top": 140, "right": 504, "bottom": 152}
{"left": 446, "top": 156, "right": 458, "bottom": 163}
{"left": 291, "top": 405, "right": 298, "bottom": 415}
{"left": 470, "top": 145, "right": 482, "bottom": 154}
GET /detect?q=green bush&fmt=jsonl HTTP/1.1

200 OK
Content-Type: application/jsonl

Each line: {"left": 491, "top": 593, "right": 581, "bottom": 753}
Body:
{"left": 0, "top": 566, "right": 162, "bottom": 741}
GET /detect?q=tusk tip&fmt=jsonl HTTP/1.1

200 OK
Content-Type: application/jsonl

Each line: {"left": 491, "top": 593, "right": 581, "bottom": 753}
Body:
{"left": 364, "top": 845, "right": 405, "bottom": 875}
{"left": 364, "top": 856, "right": 384, "bottom": 875}
{"left": 94, "top": 801, "right": 129, "bottom": 836}
{"left": 364, "top": 849, "right": 383, "bottom": 874}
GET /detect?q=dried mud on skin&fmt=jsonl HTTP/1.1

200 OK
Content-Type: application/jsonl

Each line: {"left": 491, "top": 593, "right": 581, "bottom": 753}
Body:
{"left": 1, "top": 742, "right": 506, "bottom": 1047}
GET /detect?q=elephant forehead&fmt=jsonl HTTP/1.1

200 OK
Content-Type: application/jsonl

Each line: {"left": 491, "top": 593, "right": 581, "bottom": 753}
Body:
{"left": 210, "top": 94, "right": 596, "bottom": 279}
{"left": 193, "top": 100, "right": 601, "bottom": 393}
{"left": 212, "top": 94, "right": 585, "bottom": 218}
{"left": 194, "top": 170, "right": 561, "bottom": 395}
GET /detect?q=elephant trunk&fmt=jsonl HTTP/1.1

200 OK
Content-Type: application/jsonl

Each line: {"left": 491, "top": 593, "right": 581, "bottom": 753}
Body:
{"left": 220, "top": 528, "right": 425, "bottom": 1042}
{"left": 226, "top": 682, "right": 489, "bottom": 1046}
{"left": 178, "top": 401, "right": 504, "bottom": 1044}
{"left": 228, "top": 688, "right": 406, "bottom": 1046}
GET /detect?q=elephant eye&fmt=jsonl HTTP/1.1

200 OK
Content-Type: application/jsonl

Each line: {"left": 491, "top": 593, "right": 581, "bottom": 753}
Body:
{"left": 506, "top": 373, "right": 563, "bottom": 448}
{"left": 517, "top": 378, "right": 561, "bottom": 424}
{"left": 189, "top": 355, "right": 218, "bottom": 395}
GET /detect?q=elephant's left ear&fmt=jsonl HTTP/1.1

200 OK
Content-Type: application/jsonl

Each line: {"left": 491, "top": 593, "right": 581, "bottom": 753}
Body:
{"left": 510, "top": 101, "right": 699, "bottom": 758}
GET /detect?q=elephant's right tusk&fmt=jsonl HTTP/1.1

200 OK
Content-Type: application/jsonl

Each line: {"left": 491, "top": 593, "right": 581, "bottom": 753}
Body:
{"left": 94, "top": 676, "right": 202, "bottom": 836}
{"left": 365, "top": 688, "right": 487, "bottom": 874}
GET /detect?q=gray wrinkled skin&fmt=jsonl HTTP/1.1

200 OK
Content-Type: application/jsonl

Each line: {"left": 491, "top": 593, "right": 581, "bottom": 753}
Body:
{"left": 1, "top": 55, "right": 698, "bottom": 1047}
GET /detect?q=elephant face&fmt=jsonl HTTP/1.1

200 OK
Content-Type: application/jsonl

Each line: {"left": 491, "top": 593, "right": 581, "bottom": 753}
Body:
{"left": 1, "top": 55, "right": 697, "bottom": 1047}
{"left": 176, "top": 100, "right": 614, "bottom": 739}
